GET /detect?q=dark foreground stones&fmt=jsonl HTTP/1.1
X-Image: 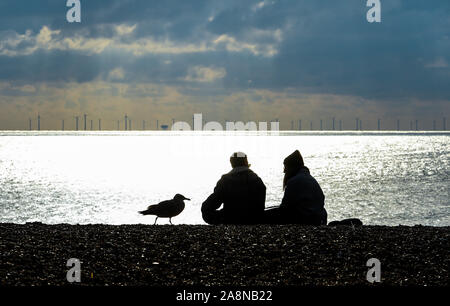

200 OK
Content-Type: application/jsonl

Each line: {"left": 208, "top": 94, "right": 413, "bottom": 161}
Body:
{"left": 0, "top": 223, "right": 448, "bottom": 286}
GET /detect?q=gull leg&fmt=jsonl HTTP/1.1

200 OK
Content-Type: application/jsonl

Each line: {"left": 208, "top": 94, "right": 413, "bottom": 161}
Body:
{"left": 154, "top": 217, "right": 158, "bottom": 225}
{"left": 169, "top": 218, "right": 173, "bottom": 225}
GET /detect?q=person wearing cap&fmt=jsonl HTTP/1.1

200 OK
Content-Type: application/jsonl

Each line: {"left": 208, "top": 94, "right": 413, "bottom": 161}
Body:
{"left": 201, "top": 152, "right": 266, "bottom": 224}
{"left": 264, "top": 150, "right": 327, "bottom": 225}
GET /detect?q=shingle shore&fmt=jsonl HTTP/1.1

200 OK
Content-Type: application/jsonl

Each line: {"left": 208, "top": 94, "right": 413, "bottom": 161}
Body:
{"left": 0, "top": 223, "right": 448, "bottom": 286}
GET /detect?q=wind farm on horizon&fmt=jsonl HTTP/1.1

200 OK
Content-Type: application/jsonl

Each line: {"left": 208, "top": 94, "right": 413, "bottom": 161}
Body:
{"left": 23, "top": 114, "right": 448, "bottom": 132}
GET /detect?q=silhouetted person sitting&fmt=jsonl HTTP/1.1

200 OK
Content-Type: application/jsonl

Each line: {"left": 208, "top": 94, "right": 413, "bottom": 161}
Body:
{"left": 201, "top": 152, "right": 266, "bottom": 225}
{"left": 263, "top": 150, "right": 327, "bottom": 225}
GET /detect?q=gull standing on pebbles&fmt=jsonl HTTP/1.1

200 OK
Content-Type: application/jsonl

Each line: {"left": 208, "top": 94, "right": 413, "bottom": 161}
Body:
{"left": 139, "top": 194, "right": 190, "bottom": 225}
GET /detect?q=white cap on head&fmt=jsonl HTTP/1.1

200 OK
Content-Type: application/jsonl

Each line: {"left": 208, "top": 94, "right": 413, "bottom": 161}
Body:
{"left": 230, "top": 152, "right": 247, "bottom": 158}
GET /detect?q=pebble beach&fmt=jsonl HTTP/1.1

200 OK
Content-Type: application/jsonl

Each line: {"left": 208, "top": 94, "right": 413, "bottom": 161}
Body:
{"left": 0, "top": 223, "right": 448, "bottom": 286}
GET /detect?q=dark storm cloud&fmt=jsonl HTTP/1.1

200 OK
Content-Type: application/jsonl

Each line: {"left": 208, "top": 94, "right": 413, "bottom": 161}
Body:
{"left": 265, "top": 0, "right": 450, "bottom": 100}
{"left": 0, "top": 51, "right": 103, "bottom": 83}
{"left": 0, "top": 0, "right": 449, "bottom": 102}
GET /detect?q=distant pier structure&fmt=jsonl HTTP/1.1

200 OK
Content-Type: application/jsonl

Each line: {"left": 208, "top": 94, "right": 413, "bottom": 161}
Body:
{"left": 62, "top": 119, "right": 64, "bottom": 131}
{"left": 98, "top": 119, "right": 101, "bottom": 131}
{"left": 397, "top": 119, "right": 400, "bottom": 131}
{"left": 377, "top": 119, "right": 381, "bottom": 131}
{"left": 29, "top": 118, "right": 32, "bottom": 131}
{"left": 84, "top": 114, "right": 87, "bottom": 131}
{"left": 339, "top": 120, "right": 342, "bottom": 131}
{"left": 75, "top": 116, "right": 79, "bottom": 131}
{"left": 332, "top": 117, "right": 335, "bottom": 131}
{"left": 444, "top": 117, "right": 447, "bottom": 130}
{"left": 125, "top": 114, "right": 128, "bottom": 131}
{"left": 355, "top": 118, "right": 359, "bottom": 131}
{"left": 37, "top": 114, "right": 40, "bottom": 131}
{"left": 298, "top": 119, "right": 301, "bottom": 131}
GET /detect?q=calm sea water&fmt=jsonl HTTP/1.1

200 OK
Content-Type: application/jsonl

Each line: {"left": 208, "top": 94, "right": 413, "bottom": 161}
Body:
{"left": 0, "top": 131, "right": 448, "bottom": 226}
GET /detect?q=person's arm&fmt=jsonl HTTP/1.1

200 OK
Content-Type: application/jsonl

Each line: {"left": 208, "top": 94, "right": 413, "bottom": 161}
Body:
{"left": 279, "top": 182, "right": 295, "bottom": 211}
{"left": 257, "top": 178, "right": 266, "bottom": 212}
{"left": 201, "top": 177, "right": 226, "bottom": 224}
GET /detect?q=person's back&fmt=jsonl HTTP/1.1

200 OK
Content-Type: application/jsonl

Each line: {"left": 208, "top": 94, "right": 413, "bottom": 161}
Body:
{"left": 263, "top": 150, "right": 327, "bottom": 225}
{"left": 201, "top": 152, "right": 266, "bottom": 225}
{"left": 280, "top": 166, "right": 327, "bottom": 225}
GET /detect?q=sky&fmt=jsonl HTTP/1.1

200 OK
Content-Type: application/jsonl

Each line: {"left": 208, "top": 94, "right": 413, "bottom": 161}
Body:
{"left": 0, "top": 0, "right": 449, "bottom": 130}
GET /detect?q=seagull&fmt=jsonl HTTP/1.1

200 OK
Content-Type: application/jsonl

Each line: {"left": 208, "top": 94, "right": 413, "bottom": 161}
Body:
{"left": 139, "top": 194, "right": 190, "bottom": 225}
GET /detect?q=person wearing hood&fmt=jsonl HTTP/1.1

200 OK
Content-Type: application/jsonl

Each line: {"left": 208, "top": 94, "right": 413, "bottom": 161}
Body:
{"left": 264, "top": 150, "right": 327, "bottom": 225}
{"left": 201, "top": 152, "right": 266, "bottom": 225}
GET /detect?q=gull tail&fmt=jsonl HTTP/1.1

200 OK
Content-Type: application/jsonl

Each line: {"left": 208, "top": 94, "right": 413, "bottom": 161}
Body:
{"left": 139, "top": 205, "right": 158, "bottom": 215}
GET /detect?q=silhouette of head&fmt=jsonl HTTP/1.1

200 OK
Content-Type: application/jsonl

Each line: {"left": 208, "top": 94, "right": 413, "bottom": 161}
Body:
{"left": 283, "top": 150, "right": 304, "bottom": 172}
{"left": 230, "top": 152, "right": 250, "bottom": 168}
{"left": 174, "top": 194, "right": 190, "bottom": 201}
{"left": 283, "top": 150, "right": 304, "bottom": 189}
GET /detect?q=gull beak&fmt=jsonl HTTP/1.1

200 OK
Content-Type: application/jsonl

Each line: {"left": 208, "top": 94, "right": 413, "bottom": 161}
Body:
{"left": 184, "top": 197, "right": 191, "bottom": 201}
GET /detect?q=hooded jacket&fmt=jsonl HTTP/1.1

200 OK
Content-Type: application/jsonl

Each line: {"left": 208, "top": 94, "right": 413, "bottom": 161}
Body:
{"left": 201, "top": 166, "right": 266, "bottom": 224}
{"left": 279, "top": 167, "right": 327, "bottom": 225}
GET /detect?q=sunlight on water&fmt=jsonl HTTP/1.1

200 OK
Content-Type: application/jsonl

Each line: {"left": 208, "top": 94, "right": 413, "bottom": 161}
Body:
{"left": 0, "top": 131, "right": 448, "bottom": 226}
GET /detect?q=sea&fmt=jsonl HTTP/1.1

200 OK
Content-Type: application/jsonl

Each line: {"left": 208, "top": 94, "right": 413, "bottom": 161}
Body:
{"left": 0, "top": 131, "right": 448, "bottom": 226}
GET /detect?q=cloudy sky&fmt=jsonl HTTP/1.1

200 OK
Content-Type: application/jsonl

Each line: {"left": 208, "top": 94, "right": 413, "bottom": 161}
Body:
{"left": 0, "top": 0, "right": 449, "bottom": 130}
